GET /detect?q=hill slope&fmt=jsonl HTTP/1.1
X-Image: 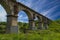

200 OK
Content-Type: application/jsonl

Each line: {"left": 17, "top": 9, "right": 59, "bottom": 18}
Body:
{"left": 0, "top": 20, "right": 60, "bottom": 40}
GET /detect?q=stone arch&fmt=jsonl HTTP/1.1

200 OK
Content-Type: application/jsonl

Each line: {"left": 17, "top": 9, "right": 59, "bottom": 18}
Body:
{"left": 17, "top": 9, "right": 35, "bottom": 30}
{"left": 18, "top": 11, "right": 28, "bottom": 23}
{"left": 0, "top": 5, "right": 7, "bottom": 33}
{"left": 18, "top": 10, "right": 29, "bottom": 33}
{"left": 0, "top": 0, "right": 12, "bottom": 33}
{"left": 42, "top": 17, "right": 48, "bottom": 29}
{"left": 23, "top": 10, "right": 35, "bottom": 30}
{"left": 0, "top": 0, "right": 10, "bottom": 14}
{"left": 18, "top": 10, "right": 33, "bottom": 20}
{"left": 35, "top": 15, "right": 43, "bottom": 30}
{"left": 0, "top": 0, "right": 11, "bottom": 33}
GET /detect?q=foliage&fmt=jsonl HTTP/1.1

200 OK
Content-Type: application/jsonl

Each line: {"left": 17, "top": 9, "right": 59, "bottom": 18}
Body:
{"left": 0, "top": 30, "right": 60, "bottom": 40}
{"left": 0, "top": 22, "right": 6, "bottom": 33}
{"left": 0, "top": 20, "right": 60, "bottom": 40}
{"left": 49, "top": 20, "right": 60, "bottom": 33}
{"left": 55, "top": 19, "right": 60, "bottom": 24}
{"left": 18, "top": 22, "right": 29, "bottom": 33}
{"left": 0, "top": 34, "right": 18, "bottom": 40}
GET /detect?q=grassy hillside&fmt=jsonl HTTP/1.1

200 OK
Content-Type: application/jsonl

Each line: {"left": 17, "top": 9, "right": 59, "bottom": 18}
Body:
{"left": 49, "top": 20, "right": 60, "bottom": 33}
{"left": 0, "top": 20, "right": 60, "bottom": 40}
{"left": 56, "top": 19, "right": 60, "bottom": 24}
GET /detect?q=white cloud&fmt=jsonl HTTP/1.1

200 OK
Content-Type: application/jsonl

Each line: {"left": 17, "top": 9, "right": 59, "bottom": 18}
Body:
{"left": 0, "top": 5, "right": 7, "bottom": 22}
{"left": 18, "top": 16, "right": 28, "bottom": 20}
{"left": 18, "top": 14, "right": 28, "bottom": 23}
{"left": 18, "top": 19, "right": 28, "bottom": 23}
{"left": 17, "top": 0, "right": 32, "bottom": 7}
{"left": 18, "top": 15, "right": 23, "bottom": 18}
{"left": 42, "top": 5, "right": 59, "bottom": 16}
{"left": 23, "top": 16, "right": 28, "bottom": 19}
{"left": 0, "top": 0, "right": 59, "bottom": 22}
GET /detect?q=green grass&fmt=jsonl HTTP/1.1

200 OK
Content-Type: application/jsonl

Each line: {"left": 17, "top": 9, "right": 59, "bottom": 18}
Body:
{"left": 0, "top": 30, "right": 60, "bottom": 40}
{"left": 0, "top": 20, "right": 60, "bottom": 40}
{"left": 19, "top": 30, "right": 60, "bottom": 40}
{"left": 49, "top": 21, "right": 60, "bottom": 33}
{"left": 0, "top": 34, "right": 18, "bottom": 40}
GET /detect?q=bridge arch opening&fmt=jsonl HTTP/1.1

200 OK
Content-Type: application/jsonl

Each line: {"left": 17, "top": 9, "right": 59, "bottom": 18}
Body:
{"left": 34, "top": 17, "right": 38, "bottom": 29}
{"left": 0, "top": 4, "right": 7, "bottom": 33}
{"left": 34, "top": 15, "right": 43, "bottom": 30}
{"left": 0, "top": 1, "right": 11, "bottom": 33}
{"left": 18, "top": 10, "right": 32, "bottom": 33}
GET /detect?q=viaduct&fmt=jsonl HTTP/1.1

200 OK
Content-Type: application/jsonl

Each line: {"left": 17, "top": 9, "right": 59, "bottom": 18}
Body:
{"left": 0, "top": 0, "right": 51, "bottom": 33}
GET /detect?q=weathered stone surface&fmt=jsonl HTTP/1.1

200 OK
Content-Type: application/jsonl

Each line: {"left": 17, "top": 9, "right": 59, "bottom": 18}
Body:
{"left": 0, "top": 0, "right": 51, "bottom": 33}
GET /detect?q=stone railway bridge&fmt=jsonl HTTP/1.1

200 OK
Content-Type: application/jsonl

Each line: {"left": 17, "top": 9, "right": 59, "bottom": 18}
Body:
{"left": 0, "top": 0, "right": 51, "bottom": 33}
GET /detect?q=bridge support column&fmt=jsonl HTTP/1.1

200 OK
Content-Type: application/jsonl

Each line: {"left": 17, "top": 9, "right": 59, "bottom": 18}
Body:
{"left": 38, "top": 22, "right": 43, "bottom": 30}
{"left": 6, "top": 15, "right": 18, "bottom": 33}
{"left": 43, "top": 18, "right": 48, "bottom": 29}
{"left": 43, "top": 22, "right": 48, "bottom": 29}
{"left": 29, "top": 19, "right": 35, "bottom": 30}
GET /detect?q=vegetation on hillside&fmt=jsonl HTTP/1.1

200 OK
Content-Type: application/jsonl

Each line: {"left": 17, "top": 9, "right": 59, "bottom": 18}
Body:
{"left": 56, "top": 19, "right": 60, "bottom": 24}
{"left": 0, "top": 20, "right": 60, "bottom": 40}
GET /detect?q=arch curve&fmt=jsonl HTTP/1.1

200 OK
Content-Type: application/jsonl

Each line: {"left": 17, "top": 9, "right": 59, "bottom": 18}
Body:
{"left": 36, "top": 15, "right": 42, "bottom": 22}
{"left": 23, "top": 10, "right": 33, "bottom": 20}
{"left": 35, "top": 15, "right": 43, "bottom": 29}
{"left": 0, "top": 0, "right": 10, "bottom": 14}
{"left": 18, "top": 9, "right": 33, "bottom": 21}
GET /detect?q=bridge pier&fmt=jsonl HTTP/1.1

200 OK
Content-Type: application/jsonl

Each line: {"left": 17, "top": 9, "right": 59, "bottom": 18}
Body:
{"left": 43, "top": 22, "right": 48, "bottom": 29}
{"left": 38, "top": 22, "right": 43, "bottom": 30}
{"left": 29, "top": 19, "right": 35, "bottom": 30}
{"left": 36, "top": 16, "right": 43, "bottom": 30}
{"left": 0, "top": 0, "right": 51, "bottom": 34}
{"left": 43, "top": 17, "right": 48, "bottom": 29}
{"left": 6, "top": 15, "right": 18, "bottom": 33}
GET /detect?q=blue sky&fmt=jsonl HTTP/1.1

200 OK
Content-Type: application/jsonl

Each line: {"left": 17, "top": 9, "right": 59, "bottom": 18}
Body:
{"left": 0, "top": 0, "right": 60, "bottom": 23}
